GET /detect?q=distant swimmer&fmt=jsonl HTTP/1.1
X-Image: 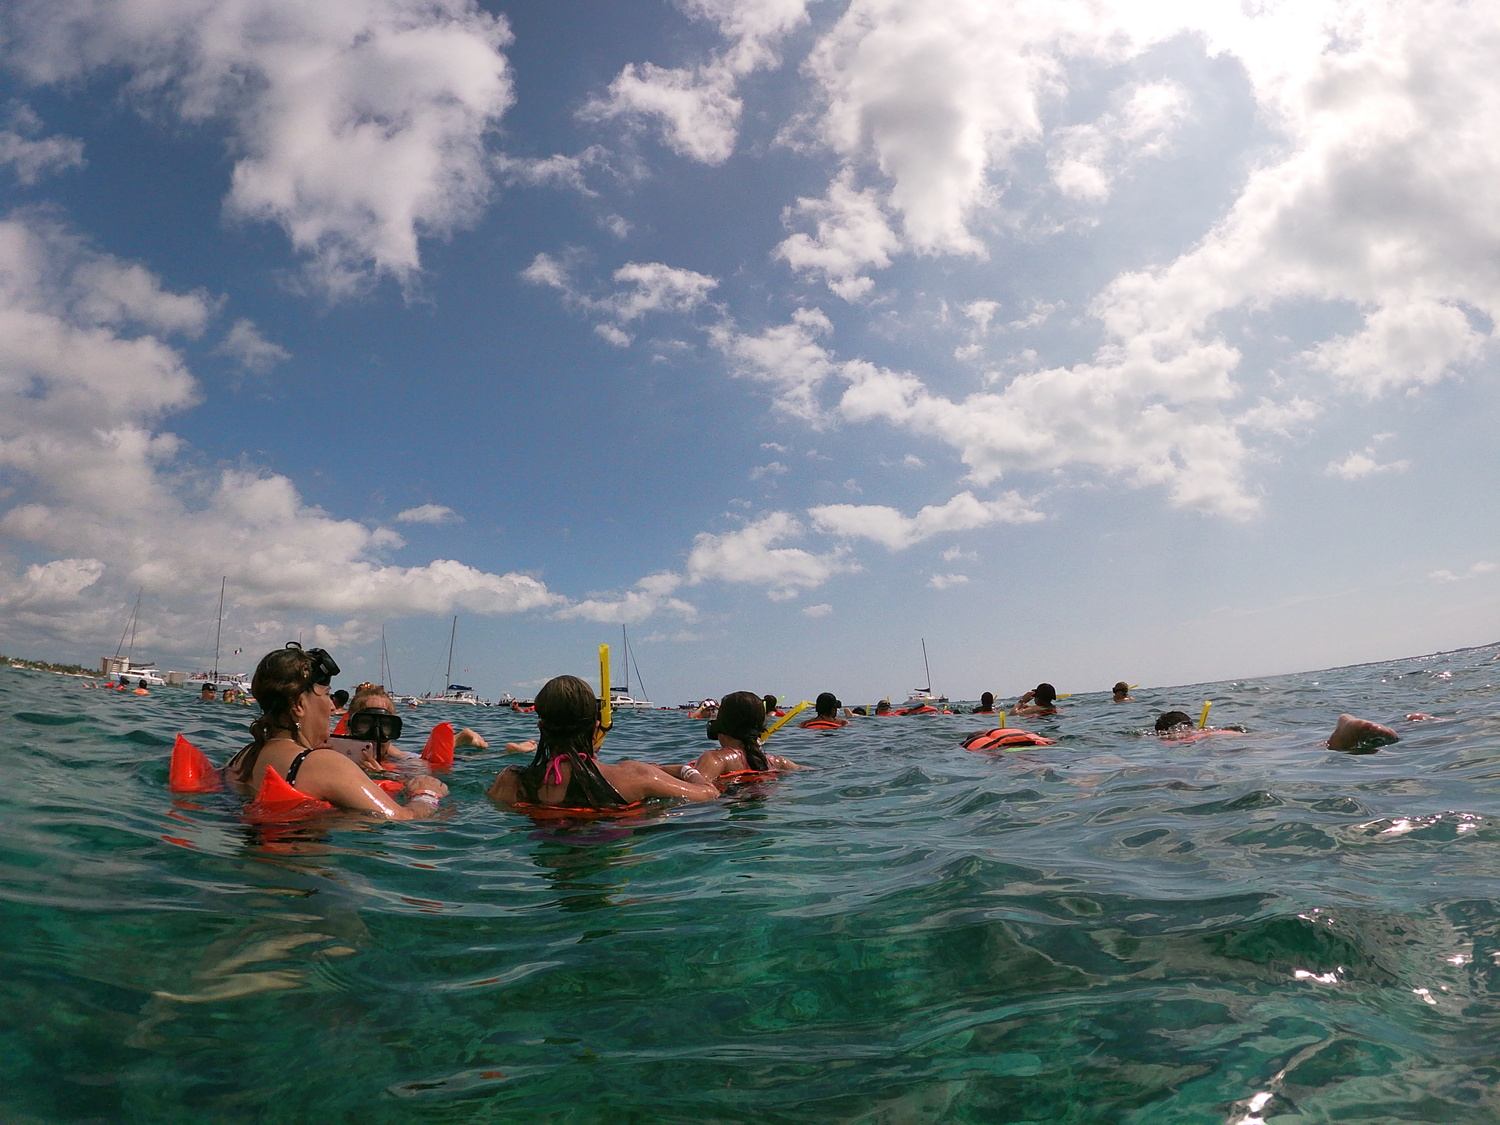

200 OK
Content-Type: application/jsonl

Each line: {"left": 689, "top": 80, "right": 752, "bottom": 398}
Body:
{"left": 799, "top": 692, "right": 849, "bottom": 729}
{"left": 488, "top": 675, "right": 719, "bottom": 811}
{"left": 199, "top": 682, "right": 215, "bottom": 702}
{"left": 689, "top": 698, "right": 718, "bottom": 720}
{"left": 875, "top": 699, "right": 893, "bottom": 716}
{"left": 670, "top": 691, "right": 804, "bottom": 782}
{"left": 763, "top": 694, "right": 786, "bottom": 717}
{"left": 1153, "top": 711, "right": 1245, "bottom": 741}
{"left": 222, "top": 644, "right": 447, "bottom": 819}
{"left": 972, "top": 691, "right": 996, "bottom": 714}
{"left": 1013, "top": 683, "right": 1058, "bottom": 717}
{"left": 1326, "top": 714, "right": 1399, "bottom": 752}
{"left": 1111, "top": 682, "right": 1133, "bottom": 703}
{"left": 324, "top": 683, "right": 486, "bottom": 770}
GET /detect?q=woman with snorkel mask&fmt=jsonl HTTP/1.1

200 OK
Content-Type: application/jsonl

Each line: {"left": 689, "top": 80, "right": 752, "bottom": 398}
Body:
{"left": 488, "top": 674, "right": 719, "bottom": 812}
{"left": 329, "top": 683, "right": 489, "bottom": 770}
{"left": 223, "top": 644, "right": 447, "bottom": 819}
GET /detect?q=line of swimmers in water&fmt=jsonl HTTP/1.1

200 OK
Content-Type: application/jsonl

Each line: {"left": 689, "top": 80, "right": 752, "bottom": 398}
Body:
{"left": 182, "top": 644, "right": 1412, "bottom": 822}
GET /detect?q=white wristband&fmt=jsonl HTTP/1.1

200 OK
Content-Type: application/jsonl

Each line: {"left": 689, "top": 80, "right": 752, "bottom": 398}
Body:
{"left": 409, "top": 791, "right": 440, "bottom": 806}
{"left": 681, "top": 766, "right": 705, "bottom": 783}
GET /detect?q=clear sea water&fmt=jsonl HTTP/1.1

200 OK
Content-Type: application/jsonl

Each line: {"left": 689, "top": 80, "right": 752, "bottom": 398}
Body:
{"left": 3, "top": 645, "right": 1498, "bottom": 1122}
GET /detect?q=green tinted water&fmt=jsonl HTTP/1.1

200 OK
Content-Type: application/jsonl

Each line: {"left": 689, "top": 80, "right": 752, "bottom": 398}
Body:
{"left": 2, "top": 646, "right": 1498, "bottom": 1121}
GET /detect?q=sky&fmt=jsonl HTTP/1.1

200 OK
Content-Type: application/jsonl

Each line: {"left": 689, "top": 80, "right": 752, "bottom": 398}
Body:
{"left": 0, "top": 0, "right": 1496, "bottom": 706}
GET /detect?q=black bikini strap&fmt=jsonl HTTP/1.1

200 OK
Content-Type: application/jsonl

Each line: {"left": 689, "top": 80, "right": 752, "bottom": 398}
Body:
{"left": 285, "top": 747, "right": 315, "bottom": 785}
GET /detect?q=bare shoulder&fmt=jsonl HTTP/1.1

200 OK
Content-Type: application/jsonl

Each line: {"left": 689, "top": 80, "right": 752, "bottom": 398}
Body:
{"left": 488, "top": 766, "right": 520, "bottom": 803}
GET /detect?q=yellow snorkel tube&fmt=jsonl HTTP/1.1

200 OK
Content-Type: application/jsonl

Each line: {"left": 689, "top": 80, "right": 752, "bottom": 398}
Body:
{"left": 1199, "top": 700, "right": 1212, "bottom": 730}
{"left": 761, "top": 700, "right": 810, "bottom": 742}
{"left": 599, "top": 644, "right": 613, "bottom": 734}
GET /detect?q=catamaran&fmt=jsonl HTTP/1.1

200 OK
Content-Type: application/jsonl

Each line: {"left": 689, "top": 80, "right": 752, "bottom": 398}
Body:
{"left": 103, "top": 589, "right": 167, "bottom": 686}
{"left": 186, "top": 577, "right": 250, "bottom": 691}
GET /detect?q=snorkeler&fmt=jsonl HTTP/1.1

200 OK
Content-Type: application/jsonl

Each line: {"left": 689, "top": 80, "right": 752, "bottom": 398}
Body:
{"left": 668, "top": 691, "right": 805, "bottom": 783}
{"left": 972, "top": 691, "right": 996, "bottom": 714}
{"left": 488, "top": 675, "right": 719, "bottom": 810}
{"left": 798, "top": 692, "right": 849, "bottom": 729}
{"left": 327, "top": 682, "right": 488, "bottom": 770}
{"left": 1013, "top": 683, "right": 1059, "bottom": 717}
{"left": 1153, "top": 710, "right": 1398, "bottom": 751}
{"left": 1111, "top": 682, "right": 1133, "bottom": 703}
{"left": 222, "top": 644, "right": 447, "bottom": 819}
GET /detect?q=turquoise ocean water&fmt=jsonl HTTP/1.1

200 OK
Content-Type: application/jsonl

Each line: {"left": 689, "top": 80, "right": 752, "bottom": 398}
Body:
{"left": 2, "top": 644, "right": 1498, "bottom": 1122}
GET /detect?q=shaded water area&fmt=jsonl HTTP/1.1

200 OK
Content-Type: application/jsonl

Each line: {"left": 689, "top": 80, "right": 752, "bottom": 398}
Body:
{"left": 2, "top": 644, "right": 1498, "bottom": 1121}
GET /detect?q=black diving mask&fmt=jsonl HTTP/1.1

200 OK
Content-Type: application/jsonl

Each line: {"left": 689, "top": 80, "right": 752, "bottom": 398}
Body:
{"left": 286, "top": 641, "right": 340, "bottom": 686}
{"left": 348, "top": 710, "right": 403, "bottom": 743}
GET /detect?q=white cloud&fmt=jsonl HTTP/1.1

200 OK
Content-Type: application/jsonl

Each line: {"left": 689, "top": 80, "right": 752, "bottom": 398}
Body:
{"left": 595, "top": 323, "right": 633, "bottom": 348}
{"left": 555, "top": 570, "right": 698, "bottom": 624}
{"left": 581, "top": 0, "right": 809, "bottom": 164}
{"left": 7, "top": 1, "right": 517, "bottom": 296}
{"left": 0, "top": 211, "right": 563, "bottom": 658}
{"left": 776, "top": 170, "right": 899, "bottom": 299}
{"left": 1049, "top": 80, "right": 1188, "bottom": 203}
{"left": 610, "top": 261, "right": 718, "bottom": 322}
{"left": 216, "top": 318, "right": 290, "bottom": 373}
{"left": 710, "top": 307, "right": 837, "bottom": 420}
{"left": 1428, "top": 561, "right": 1496, "bottom": 583}
{"left": 802, "top": 602, "right": 833, "bottom": 617}
{"left": 810, "top": 489, "right": 1041, "bottom": 550}
{"left": 928, "top": 572, "right": 969, "bottom": 589}
{"left": 493, "top": 146, "right": 609, "bottom": 196}
{"left": 941, "top": 546, "right": 976, "bottom": 562}
{"left": 395, "top": 504, "right": 460, "bottom": 525}
{"left": 685, "top": 511, "right": 858, "bottom": 597}
{"left": 0, "top": 103, "right": 85, "bottom": 184}
{"left": 1326, "top": 451, "right": 1410, "bottom": 480}
{"left": 750, "top": 461, "right": 788, "bottom": 480}
{"left": 1307, "top": 300, "right": 1486, "bottom": 397}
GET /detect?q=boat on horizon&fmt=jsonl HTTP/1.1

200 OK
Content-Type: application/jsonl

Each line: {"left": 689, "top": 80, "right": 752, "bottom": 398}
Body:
{"left": 900, "top": 639, "right": 948, "bottom": 707}
{"left": 428, "top": 617, "right": 485, "bottom": 704}
{"left": 608, "top": 625, "right": 655, "bottom": 708}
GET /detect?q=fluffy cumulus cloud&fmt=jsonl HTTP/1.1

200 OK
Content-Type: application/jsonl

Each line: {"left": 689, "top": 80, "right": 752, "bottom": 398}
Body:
{"left": 775, "top": 170, "right": 900, "bottom": 299}
{"left": 0, "top": 103, "right": 85, "bottom": 184}
{"left": 523, "top": 255, "right": 718, "bottom": 343}
{"left": 810, "top": 490, "right": 1041, "bottom": 550}
{"left": 1428, "top": 561, "right": 1496, "bottom": 583}
{"left": 554, "top": 571, "right": 699, "bottom": 625}
{"left": 710, "top": 307, "right": 837, "bottom": 420}
{"left": 685, "top": 511, "right": 858, "bottom": 598}
{"left": 1326, "top": 433, "right": 1409, "bottom": 480}
{"left": 1049, "top": 80, "right": 1188, "bottom": 203}
{"left": 215, "top": 318, "right": 290, "bottom": 374}
{"left": 0, "top": 210, "right": 562, "bottom": 656}
{"left": 582, "top": 0, "right": 810, "bottom": 164}
{"left": 3, "top": 0, "right": 516, "bottom": 296}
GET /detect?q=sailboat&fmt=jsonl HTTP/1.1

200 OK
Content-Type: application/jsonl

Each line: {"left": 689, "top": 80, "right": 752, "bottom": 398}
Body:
{"left": 186, "top": 577, "right": 250, "bottom": 692}
{"left": 901, "top": 638, "right": 947, "bottom": 707}
{"left": 103, "top": 589, "right": 166, "bottom": 686}
{"left": 608, "top": 625, "right": 655, "bottom": 708}
{"left": 429, "top": 616, "right": 481, "bottom": 705}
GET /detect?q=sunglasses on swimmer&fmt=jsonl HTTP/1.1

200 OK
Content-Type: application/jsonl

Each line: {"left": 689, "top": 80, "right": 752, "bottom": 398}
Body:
{"left": 285, "top": 641, "right": 340, "bottom": 686}
{"left": 347, "top": 710, "right": 403, "bottom": 742}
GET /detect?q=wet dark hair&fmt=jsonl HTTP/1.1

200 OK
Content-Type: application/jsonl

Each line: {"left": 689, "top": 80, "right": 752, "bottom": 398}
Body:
{"left": 1035, "top": 683, "right": 1057, "bottom": 706}
{"left": 1155, "top": 711, "right": 1193, "bottom": 733}
{"left": 1113, "top": 682, "right": 1129, "bottom": 696}
{"left": 517, "top": 675, "right": 627, "bottom": 808}
{"left": 332, "top": 688, "right": 350, "bottom": 708}
{"left": 708, "top": 690, "right": 769, "bottom": 770}
{"left": 763, "top": 694, "right": 778, "bottom": 712}
{"left": 225, "top": 645, "right": 326, "bottom": 784}
{"left": 980, "top": 691, "right": 994, "bottom": 708}
{"left": 815, "top": 691, "right": 840, "bottom": 716}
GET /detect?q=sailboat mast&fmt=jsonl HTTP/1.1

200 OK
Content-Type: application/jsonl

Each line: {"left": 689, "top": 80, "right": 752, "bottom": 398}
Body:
{"left": 445, "top": 616, "right": 457, "bottom": 687}
{"left": 114, "top": 589, "right": 141, "bottom": 660}
{"left": 921, "top": 637, "right": 932, "bottom": 692}
{"left": 212, "top": 577, "right": 226, "bottom": 681}
{"left": 622, "top": 625, "right": 628, "bottom": 693}
{"left": 127, "top": 589, "right": 141, "bottom": 662}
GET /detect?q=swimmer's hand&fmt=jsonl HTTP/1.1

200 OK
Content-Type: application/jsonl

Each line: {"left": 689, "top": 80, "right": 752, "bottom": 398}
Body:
{"left": 405, "top": 776, "right": 448, "bottom": 800}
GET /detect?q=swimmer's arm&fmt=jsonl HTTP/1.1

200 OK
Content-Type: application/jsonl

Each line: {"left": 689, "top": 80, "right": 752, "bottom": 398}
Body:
{"left": 503, "top": 739, "right": 537, "bottom": 754}
{"left": 455, "top": 728, "right": 488, "bottom": 749}
{"left": 611, "top": 760, "right": 719, "bottom": 803}
{"left": 299, "top": 750, "right": 448, "bottom": 820}
{"left": 768, "top": 753, "right": 805, "bottom": 771}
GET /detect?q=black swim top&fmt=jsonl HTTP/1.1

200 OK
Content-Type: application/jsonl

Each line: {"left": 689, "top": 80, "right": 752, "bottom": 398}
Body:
{"left": 284, "top": 747, "right": 316, "bottom": 785}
